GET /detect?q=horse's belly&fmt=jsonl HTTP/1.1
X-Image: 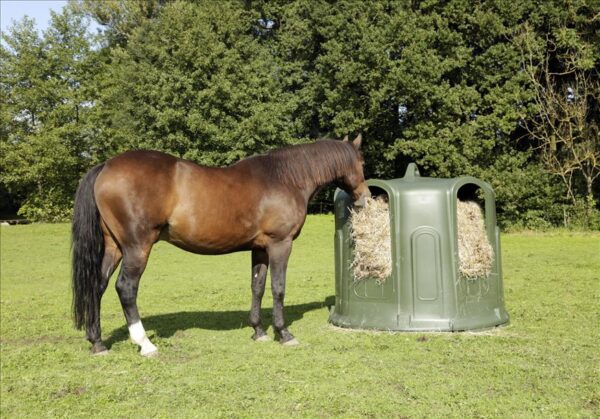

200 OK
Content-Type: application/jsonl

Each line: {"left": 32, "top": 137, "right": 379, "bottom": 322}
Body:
{"left": 161, "top": 220, "right": 257, "bottom": 255}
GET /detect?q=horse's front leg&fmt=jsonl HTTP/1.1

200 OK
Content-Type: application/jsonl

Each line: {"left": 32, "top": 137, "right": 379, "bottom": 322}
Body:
{"left": 267, "top": 240, "right": 298, "bottom": 345}
{"left": 249, "top": 249, "right": 270, "bottom": 341}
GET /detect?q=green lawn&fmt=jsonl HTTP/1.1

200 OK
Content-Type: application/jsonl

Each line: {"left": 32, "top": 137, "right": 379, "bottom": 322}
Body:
{"left": 1, "top": 217, "right": 599, "bottom": 418}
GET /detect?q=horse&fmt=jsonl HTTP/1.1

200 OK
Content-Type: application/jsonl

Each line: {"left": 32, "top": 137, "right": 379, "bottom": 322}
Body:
{"left": 71, "top": 135, "right": 369, "bottom": 356}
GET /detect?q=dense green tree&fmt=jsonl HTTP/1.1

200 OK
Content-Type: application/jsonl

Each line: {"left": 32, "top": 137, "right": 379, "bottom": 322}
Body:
{"left": 1, "top": 0, "right": 598, "bottom": 227}
{"left": 96, "top": 0, "right": 303, "bottom": 166}
{"left": 257, "top": 0, "right": 598, "bottom": 227}
{"left": 1, "top": 9, "right": 100, "bottom": 221}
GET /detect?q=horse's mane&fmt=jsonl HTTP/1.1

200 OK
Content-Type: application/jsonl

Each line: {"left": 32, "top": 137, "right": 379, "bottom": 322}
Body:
{"left": 258, "top": 140, "right": 361, "bottom": 188}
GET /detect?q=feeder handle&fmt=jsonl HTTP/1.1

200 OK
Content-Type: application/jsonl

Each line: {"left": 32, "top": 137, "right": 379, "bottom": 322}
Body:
{"left": 404, "top": 163, "right": 420, "bottom": 179}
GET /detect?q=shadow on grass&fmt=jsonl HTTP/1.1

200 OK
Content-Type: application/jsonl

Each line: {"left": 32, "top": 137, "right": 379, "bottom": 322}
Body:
{"left": 105, "top": 296, "right": 335, "bottom": 348}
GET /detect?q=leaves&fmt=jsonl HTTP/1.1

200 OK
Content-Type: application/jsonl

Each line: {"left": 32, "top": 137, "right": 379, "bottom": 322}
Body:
{"left": 1, "top": 8, "right": 101, "bottom": 221}
{"left": 1, "top": 0, "right": 598, "bottom": 225}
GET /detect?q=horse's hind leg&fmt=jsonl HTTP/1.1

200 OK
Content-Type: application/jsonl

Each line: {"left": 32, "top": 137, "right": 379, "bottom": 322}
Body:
{"left": 115, "top": 243, "right": 157, "bottom": 356}
{"left": 249, "top": 249, "right": 270, "bottom": 341}
{"left": 88, "top": 233, "right": 122, "bottom": 355}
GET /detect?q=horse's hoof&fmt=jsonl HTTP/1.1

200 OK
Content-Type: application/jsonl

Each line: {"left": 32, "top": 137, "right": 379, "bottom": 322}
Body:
{"left": 254, "top": 334, "right": 271, "bottom": 342}
{"left": 141, "top": 349, "right": 159, "bottom": 357}
{"left": 282, "top": 338, "right": 300, "bottom": 346}
{"left": 139, "top": 339, "right": 158, "bottom": 357}
{"left": 91, "top": 342, "right": 109, "bottom": 355}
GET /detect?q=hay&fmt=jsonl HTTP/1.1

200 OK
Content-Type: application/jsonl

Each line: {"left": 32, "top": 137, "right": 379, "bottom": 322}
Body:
{"left": 456, "top": 200, "right": 494, "bottom": 279}
{"left": 348, "top": 197, "right": 494, "bottom": 282}
{"left": 348, "top": 197, "right": 392, "bottom": 283}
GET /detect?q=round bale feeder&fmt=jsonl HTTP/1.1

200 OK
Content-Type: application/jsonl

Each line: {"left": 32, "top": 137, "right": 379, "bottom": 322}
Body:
{"left": 329, "top": 164, "right": 510, "bottom": 331}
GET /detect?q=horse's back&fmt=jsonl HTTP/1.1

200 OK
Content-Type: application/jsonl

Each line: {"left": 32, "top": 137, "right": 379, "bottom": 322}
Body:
{"left": 94, "top": 150, "right": 262, "bottom": 252}
{"left": 93, "top": 149, "right": 308, "bottom": 254}
{"left": 96, "top": 150, "right": 179, "bottom": 194}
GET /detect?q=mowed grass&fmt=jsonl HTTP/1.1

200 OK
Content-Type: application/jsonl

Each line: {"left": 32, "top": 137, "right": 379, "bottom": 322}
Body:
{"left": 1, "top": 217, "right": 599, "bottom": 418}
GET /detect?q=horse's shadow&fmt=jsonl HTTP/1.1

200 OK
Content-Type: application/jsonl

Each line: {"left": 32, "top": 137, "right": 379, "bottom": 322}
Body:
{"left": 105, "top": 296, "right": 335, "bottom": 347}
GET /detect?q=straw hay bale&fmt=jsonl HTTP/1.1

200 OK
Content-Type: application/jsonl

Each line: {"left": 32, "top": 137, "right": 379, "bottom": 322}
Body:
{"left": 348, "top": 197, "right": 493, "bottom": 282}
{"left": 348, "top": 197, "right": 392, "bottom": 283}
{"left": 456, "top": 200, "right": 494, "bottom": 279}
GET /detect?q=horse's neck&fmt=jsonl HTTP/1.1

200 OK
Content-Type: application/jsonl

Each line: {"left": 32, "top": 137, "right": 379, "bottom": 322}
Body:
{"left": 256, "top": 146, "right": 349, "bottom": 204}
{"left": 299, "top": 170, "right": 339, "bottom": 205}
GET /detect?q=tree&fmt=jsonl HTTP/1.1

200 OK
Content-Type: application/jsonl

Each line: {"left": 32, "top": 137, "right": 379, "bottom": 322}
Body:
{"left": 258, "top": 0, "right": 566, "bottom": 225}
{"left": 1, "top": 0, "right": 598, "bottom": 227}
{"left": 98, "top": 0, "right": 301, "bottom": 166}
{"left": 516, "top": 15, "right": 600, "bottom": 227}
{"left": 72, "top": 0, "right": 166, "bottom": 46}
{"left": 0, "top": 8, "right": 100, "bottom": 221}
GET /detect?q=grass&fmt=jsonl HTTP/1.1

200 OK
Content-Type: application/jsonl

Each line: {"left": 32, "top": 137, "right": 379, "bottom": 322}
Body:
{"left": 1, "top": 216, "right": 599, "bottom": 418}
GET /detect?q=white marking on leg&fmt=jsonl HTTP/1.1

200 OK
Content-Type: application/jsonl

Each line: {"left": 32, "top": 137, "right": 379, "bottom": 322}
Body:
{"left": 128, "top": 320, "right": 145, "bottom": 344}
{"left": 128, "top": 321, "right": 157, "bottom": 356}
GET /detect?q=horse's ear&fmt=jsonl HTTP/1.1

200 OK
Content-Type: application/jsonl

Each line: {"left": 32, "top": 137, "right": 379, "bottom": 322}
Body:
{"left": 352, "top": 133, "right": 362, "bottom": 149}
{"left": 342, "top": 135, "right": 349, "bottom": 142}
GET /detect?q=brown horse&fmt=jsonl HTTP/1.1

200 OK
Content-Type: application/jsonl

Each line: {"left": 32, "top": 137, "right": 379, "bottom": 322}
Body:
{"left": 72, "top": 135, "right": 369, "bottom": 356}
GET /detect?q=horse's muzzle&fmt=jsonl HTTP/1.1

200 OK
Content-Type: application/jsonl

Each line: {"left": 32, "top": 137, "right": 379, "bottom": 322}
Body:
{"left": 353, "top": 191, "right": 370, "bottom": 208}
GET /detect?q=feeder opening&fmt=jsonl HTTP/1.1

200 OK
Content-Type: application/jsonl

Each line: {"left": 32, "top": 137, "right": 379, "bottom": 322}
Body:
{"left": 348, "top": 187, "right": 392, "bottom": 283}
{"left": 368, "top": 186, "right": 388, "bottom": 203}
{"left": 456, "top": 184, "right": 494, "bottom": 279}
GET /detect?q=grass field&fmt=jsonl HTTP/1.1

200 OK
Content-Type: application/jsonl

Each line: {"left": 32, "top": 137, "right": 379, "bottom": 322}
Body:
{"left": 1, "top": 216, "right": 599, "bottom": 418}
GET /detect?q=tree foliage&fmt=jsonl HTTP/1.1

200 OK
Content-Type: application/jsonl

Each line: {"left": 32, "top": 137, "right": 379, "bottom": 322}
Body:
{"left": 516, "top": 17, "right": 600, "bottom": 227}
{"left": 101, "top": 0, "right": 301, "bottom": 165}
{"left": 1, "top": 10, "right": 100, "bottom": 221}
{"left": 1, "top": 0, "right": 599, "bottom": 228}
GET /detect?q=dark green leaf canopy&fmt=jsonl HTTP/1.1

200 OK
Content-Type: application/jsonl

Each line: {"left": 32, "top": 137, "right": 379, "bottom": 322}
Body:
{"left": 1, "top": 0, "right": 598, "bottom": 227}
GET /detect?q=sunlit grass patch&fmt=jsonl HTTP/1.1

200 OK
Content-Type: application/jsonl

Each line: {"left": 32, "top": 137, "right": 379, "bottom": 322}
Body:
{"left": 1, "top": 218, "right": 598, "bottom": 417}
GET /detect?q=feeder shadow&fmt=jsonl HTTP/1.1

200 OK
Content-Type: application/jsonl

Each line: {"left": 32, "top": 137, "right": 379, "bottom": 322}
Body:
{"left": 105, "top": 296, "right": 335, "bottom": 348}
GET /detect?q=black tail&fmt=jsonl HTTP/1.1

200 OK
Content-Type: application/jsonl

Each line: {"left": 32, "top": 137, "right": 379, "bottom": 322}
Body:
{"left": 72, "top": 164, "right": 105, "bottom": 331}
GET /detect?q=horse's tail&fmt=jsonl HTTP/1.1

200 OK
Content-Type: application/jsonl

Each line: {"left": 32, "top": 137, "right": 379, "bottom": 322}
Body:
{"left": 72, "top": 163, "right": 105, "bottom": 331}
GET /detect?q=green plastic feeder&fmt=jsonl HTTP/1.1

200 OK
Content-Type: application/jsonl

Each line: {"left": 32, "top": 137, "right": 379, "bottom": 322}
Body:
{"left": 329, "top": 164, "right": 509, "bottom": 331}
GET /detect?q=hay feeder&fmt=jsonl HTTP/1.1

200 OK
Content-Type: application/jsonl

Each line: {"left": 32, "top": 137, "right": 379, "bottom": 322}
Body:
{"left": 330, "top": 163, "right": 509, "bottom": 331}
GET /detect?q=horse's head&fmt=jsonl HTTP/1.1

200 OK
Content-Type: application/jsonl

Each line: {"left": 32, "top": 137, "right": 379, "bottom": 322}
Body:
{"left": 337, "top": 134, "right": 370, "bottom": 207}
